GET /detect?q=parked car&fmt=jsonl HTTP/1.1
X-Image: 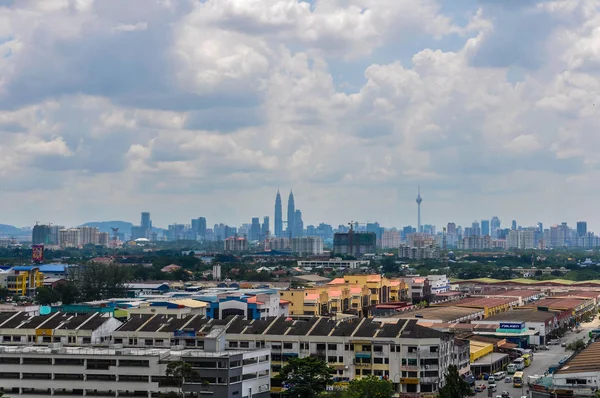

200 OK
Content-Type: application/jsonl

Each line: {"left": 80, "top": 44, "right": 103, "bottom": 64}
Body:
{"left": 475, "top": 384, "right": 487, "bottom": 392}
{"left": 561, "top": 341, "right": 567, "bottom": 347}
{"left": 493, "top": 371, "right": 506, "bottom": 380}
{"left": 549, "top": 339, "right": 560, "bottom": 345}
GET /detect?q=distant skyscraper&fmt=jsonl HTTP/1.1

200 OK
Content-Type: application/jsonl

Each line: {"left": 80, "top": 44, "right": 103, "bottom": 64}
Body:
{"left": 294, "top": 209, "right": 304, "bottom": 238}
{"left": 577, "top": 221, "right": 587, "bottom": 237}
{"left": 537, "top": 222, "right": 543, "bottom": 233}
{"left": 481, "top": 220, "right": 490, "bottom": 236}
{"left": 447, "top": 223, "right": 457, "bottom": 235}
{"left": 191, "top": 217, "right": 207, "bottom": 239}
{"left": 32, "top": 224, "right": 52, "bottom": 245}
{"left": 274, "top": 190, "right": 283, "bottom": 237}
{"left": 262, "top": 216, "right": 270, "bottom": 240}
{"left": 471, "top": 221, "right": 481, "bottom": 236}
{"left": 511, "top": 220, "right": 517, "bottom": 230}
{"left": 416, "top": 187, "right": 423, "bottom": 233}
{"left": 141, "top": 212, "right": 152, "bottom": 230}
{"left": 287, "top": 190, "right": 295, "bottom": 238}
{"left": 250, "top": 217, "right": 261, "bottom": 241}
{"left": 491, "top": 216, "right": 501, "bottom": 238}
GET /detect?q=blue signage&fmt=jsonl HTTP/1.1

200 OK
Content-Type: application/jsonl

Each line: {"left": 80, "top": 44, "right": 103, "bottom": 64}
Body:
{"left": 174, "top": 330, "right": 196, "bottom": 338}
{"left": 499, "top": 322, "right": 524, "bottom": 330}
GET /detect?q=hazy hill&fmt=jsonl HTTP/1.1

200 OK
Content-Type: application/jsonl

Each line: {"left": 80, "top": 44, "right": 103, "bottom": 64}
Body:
{"left": 0, "top": 224, "right": 26, "bottom": 236}
{"left": 80, "top": 221, "right": 133, "bottom": 234}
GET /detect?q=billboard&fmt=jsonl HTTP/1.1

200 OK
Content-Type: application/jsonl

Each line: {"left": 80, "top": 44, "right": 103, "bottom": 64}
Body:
{"left": 174, "top": 329, "right": 196, "bottom": 338}
{"left": 32, "top": 244, "right": 44, "bottom": 263}
{"left": 499, "top": 322, "right": 525, "bottom": 330}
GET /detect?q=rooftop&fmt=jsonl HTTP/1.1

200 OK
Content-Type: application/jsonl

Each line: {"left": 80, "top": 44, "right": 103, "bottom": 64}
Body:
{"left": 526, "top": 298, "right": 588, "bottom": 310}
{"left": 555, "top": 342, "right": 600, "bottom": 374}
{"left": 390, "top": 306, "right": 484, "bottom": 323}
{"left": 481, "top": 309, "right": 557, "bottom": 323}
{"left": 444, "top": 297, "right": 517, "bottom": 308}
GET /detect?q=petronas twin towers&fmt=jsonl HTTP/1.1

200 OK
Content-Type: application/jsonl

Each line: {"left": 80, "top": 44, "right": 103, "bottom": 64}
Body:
{"left": 274, "top": 189, "right": 303, "bottom": 238}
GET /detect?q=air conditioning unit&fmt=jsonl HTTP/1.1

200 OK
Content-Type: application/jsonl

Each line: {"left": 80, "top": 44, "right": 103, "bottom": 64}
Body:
{"left": 425, "top": 365, "right": 430, "bottom": 369}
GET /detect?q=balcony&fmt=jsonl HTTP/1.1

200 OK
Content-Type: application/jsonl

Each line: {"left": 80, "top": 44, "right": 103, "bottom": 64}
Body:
{"left": 399, "top": 366, "right": 419, "bottom": 372}
{"left": 420, "top": 377, "right": 439, "bottom": 384}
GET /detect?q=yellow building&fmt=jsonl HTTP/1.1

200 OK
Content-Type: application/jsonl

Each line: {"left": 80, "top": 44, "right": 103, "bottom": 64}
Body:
{"left": 279, "top": 275, "right": 408, "bottom": 317}
{"left": 338, "top": 275, "right": 408, "bottom": 305}
{"left": 5, "top": 266, "right": 44, "bottom": 296}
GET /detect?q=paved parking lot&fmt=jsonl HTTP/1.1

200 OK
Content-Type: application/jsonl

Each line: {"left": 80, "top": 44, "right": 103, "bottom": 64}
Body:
{"left": 474, "top": 317, "right": 599, "bottom": 398}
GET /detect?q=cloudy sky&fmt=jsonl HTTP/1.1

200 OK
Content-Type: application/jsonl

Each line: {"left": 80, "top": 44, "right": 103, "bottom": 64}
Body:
{"left": 1, "top": 0, "right": 599, "bottom": 231}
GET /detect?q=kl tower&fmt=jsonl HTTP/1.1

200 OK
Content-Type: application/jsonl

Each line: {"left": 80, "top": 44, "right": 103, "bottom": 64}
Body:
{"left": 416, "top": 187, "right": 423, "bottom": 233}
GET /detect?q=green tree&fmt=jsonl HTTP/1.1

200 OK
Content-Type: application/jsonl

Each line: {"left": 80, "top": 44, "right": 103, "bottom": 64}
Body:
{"left": 438, "top": 365, "right": 471, "bottom": 398}
{"left": 566, "top": 338, "right": 586, "bottom": 352}
{"left": 166, "top": 361, "right": 198, "bottom": 397}
{"left": 70, "top": 263, "right": 131, "bottom": 301}
{"left": 55, "top": 282, "right": 79, "bottom": 305}
{"left": 343, "top": 376, "right": 394, "bottom": 398}
{"left": 278, "top": 357, "right": 334, "bottom": 398}
{"left": 0, "top": 287, "right": 10, "bottom": 300}
{"left": 35, "top": 287, "right": 60, "bottom": 305}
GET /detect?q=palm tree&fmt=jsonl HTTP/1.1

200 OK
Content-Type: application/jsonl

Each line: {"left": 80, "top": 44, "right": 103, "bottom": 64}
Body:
{"left": 166, "top": 361, "right": 198, "bottom": 397}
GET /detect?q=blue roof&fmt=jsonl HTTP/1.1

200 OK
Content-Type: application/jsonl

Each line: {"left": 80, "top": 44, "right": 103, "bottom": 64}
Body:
{"left": 39, "top": 264, "right": 67, "bottom": 273}
{"left": 12, "top": 266, "right": 36, "bottom": 271}
{"left": 12, "top": 264, "right": 69, "bottom": 272}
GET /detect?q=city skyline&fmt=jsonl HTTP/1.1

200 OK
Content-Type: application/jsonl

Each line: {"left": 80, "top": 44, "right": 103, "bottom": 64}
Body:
{"left": 1, "top": 2, "right": 600, "bottom": 230}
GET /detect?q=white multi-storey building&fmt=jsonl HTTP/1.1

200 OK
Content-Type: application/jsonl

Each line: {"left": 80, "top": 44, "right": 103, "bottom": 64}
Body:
{"left": 0, "top": 328, "right": 270, "bottom": 398}
{"left": 291, "top": 236, "right": 324, "bottom": 256}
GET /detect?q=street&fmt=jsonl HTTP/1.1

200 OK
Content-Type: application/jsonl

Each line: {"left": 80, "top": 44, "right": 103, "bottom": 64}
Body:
{"left": 474, "top": 317, "right": 600, "bottom": 398}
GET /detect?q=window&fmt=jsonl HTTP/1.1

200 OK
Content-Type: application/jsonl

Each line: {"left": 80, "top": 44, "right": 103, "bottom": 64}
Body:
{"left": 430, "top": 346, "right": 438, "bottom": 353}
{"left": 373, "top": 345, "right": 383, "bottom": 352}
{"left": 283, "top": 343, "right": 293, "bottom": 349}
{"left": 362, "top": 369, "right": 372, "bottom": 375}
{"left": 345, "top": 344, "right": 354, "bottom": 351}
{"left": 230, "top": 376, "right": 241, "bottom": 383}
{"left": 355, "top": 369, "right": 360, "bottom": 376}
{"left": 385, "top": 358, "right": 389, "bottom": 364}
{"left": 338, "top": 356, "right": 343, "bottom": 363}
{"left": 229, "top": 342, "right": 238, "bottom": 348}
{"left": 145, "top": 339, "right": 153, "bottom": 346}
{"left": 240, "top": 341, "right": 249, "bottom": 348}
{"left": 362, "top": 345, "right": 371, "bottom": 351}
{"left": 316, "top": 343, "right": 326, "bottom": 351}
{"left": 300, "top": 343, "right": 309, "bottom": 350}
{"left": 408, "top": 346, "right": 417, "bottom": 353}
{"left": 374, "top": 358, "right": 383, "bottom": 364}
{"left": 328, "top": 356, "right": 337, "bottom": 363}
{"left": 328, "top": 344, "right": 337, "bottom": 351}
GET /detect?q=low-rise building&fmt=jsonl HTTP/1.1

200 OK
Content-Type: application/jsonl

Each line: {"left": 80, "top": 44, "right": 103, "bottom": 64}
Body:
{"left": 0, "top": 327, "right": 270, "bottom": 398}
{"left": 296, "top": 258, "right": 370, "bottom": 269}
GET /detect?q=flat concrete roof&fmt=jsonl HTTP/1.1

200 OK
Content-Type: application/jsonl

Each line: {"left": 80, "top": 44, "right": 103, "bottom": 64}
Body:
{"left": 470, "top": 352, "right": 509, "bottom": 366}
{"left": 480, "top": 309, "right": 557, "bottom": 323}
{"left": 392, "top": 306, "right": 483, "bottom": 323}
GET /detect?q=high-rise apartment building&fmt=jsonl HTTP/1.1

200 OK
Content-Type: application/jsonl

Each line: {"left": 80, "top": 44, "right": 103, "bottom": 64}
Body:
{"left": 291, "top": 236, "right": 323, "bottom": 255}
{"left": 32, "top": 224, "right": 51, "bottom": 245}
{"left": 511, "top": 220, "right": 517, "bottom": 230}
{"left": 59, "top": 228, "right": 82, "bottom": 248}
{"left": 380, "top": 230, "right": 401, "bottom": 248}
{"left": 507, "top": 229, "right": 535, "bottom": 249}
{"left": 80, "top": 226, "right": 100, "bottom": 245}
{"left": 274, "top": 190, "right": 283, "bottom": 237}
{"left": 481, "top": 219, "right": 490, "bottom": 236}
{"left": 333, "top": 232, "right": 376, "bottom": 256}
{"left": 446, "top": 223, "right": 457, "bottom": 235}
{"left": 577, "top": 221, "right": 587, "bottom": 237}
